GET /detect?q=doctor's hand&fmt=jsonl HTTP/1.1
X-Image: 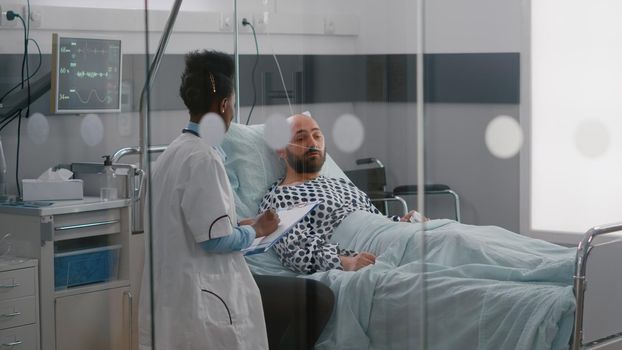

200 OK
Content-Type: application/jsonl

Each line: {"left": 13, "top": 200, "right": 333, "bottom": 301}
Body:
{"left": 252, "top": 209, "right": 280, "bottom": 238}
{"left": 238, "top": 218, "right": 254, "bottom": 226}
{"left": 340, "top": 252, "right": 376, "bottom": 271}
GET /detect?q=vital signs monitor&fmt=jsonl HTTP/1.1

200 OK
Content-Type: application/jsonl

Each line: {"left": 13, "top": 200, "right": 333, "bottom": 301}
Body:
{"left": 50, "top": 34, "right": 122, "bottom": 114}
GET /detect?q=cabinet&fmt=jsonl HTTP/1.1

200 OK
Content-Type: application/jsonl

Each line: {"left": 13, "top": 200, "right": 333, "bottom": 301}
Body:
{"left": 0, "top": 259, "right": 39, "bottom": 350}
{"left": 55, "top": 286, "right": 130, "bottom": 350}
{"left": 0, "top": 198, "right": 139, "bottom": 350}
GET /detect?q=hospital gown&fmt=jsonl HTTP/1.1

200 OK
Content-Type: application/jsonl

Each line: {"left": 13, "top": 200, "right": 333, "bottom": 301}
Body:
{"left": 259, "top": 175, "right": 399, "bottom": 274}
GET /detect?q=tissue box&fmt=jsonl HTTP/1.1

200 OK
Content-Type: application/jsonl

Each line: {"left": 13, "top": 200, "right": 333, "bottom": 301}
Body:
{"left": 22, "top": 179, "right": 84, "bottom": 201}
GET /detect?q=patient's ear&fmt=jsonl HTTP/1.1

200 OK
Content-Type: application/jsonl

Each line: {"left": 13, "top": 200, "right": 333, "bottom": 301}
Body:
{"left": 276, "top": 148, "right": 286, "bottom": 159}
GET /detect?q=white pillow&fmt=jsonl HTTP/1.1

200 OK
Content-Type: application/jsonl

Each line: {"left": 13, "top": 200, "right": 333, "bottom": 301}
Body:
{"left": 221, "top": 122, "right": 348, "bottom": 219}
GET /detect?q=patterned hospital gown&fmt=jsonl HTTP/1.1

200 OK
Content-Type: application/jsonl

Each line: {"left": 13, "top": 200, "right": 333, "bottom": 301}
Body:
{"left": 259, "top": 175, "right": 399, "bottom": 274}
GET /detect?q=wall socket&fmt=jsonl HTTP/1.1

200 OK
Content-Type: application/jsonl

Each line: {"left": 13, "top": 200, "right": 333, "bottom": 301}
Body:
{"left": 0, "top": 4, "right": 40, "bottom": 28}
{"left": 219, "top": 13, "right": 233, "bottom": 32}
{"left": 0, "top": 4, "right": 25, "bottom": 27}
{"left": 220, "top": 12, "right": 254, "bottom": 33}
{"left": 28, "top": 7, "right": 41, "bottom": 28}
{"left": 252, "top": 12, "right": 269, "bottom": 33}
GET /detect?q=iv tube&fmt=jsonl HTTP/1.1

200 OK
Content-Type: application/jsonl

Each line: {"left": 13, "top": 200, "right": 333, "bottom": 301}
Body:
{"left": 0, "top": 136, "right": 7, "bottom": 199}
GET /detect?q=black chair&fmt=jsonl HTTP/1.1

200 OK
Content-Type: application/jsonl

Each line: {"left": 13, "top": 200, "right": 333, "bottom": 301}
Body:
{"left": 344, "top": 158, "right": 461, "bottom": 221}
{"left": 343, "top": 158, "right": 408, "bottom": 216}
{"left": 393, "top": 184, "right": 461, "bottom": 222}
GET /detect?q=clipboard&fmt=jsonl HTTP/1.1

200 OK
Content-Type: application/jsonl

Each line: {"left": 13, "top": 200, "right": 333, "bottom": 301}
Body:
{"left": 242, "top": 202, "right": 319, "bottom": 255}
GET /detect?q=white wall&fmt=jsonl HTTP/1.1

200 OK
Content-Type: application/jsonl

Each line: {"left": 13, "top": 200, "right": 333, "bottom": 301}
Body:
{"left": 525, "top": 0, "right": 622, "bottom": 242}
{"left": 0, "top": 0, "right": 525, "bottom": 230}
{"left": 1, "top": 0, "right": 521, "bottom": 54}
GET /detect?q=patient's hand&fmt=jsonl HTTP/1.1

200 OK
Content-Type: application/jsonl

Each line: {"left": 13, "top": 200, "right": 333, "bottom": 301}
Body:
{"left": 400, "top": 210, "right": 428, "bottom": 223}
{"left": 340, "top": 252, "right": 376, "bottom": 271}
{"left": 253, "top": 209, "right": 280, "bottom": 238}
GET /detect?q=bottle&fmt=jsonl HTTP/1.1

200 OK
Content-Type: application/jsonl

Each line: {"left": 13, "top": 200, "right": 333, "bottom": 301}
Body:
{"left": 100, "top": 155, "right": 118, "bottom": 201}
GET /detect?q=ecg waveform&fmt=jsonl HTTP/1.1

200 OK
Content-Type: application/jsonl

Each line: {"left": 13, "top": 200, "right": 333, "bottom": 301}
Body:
{"left": 70, "top": 89, "right": 110, "bottom": 104}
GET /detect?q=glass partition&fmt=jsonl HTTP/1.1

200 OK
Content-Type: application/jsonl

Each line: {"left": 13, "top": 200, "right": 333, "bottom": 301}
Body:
{"left": 141, "top": 0, "right": 238, "bottom": 349}
{"left": 422, "top": 1, "right": 621, "bottom": 349}
{"left": 4, "top": 0, "right": 618, "bottom": 349}
{"left": 236, "top": 1, "right": 426, "bottom": 349}
{"left": 419, "top": 1, "right": 526, "bottom": 348}
{"left": 0, "top": 1, "right": 147, "bottom": 349}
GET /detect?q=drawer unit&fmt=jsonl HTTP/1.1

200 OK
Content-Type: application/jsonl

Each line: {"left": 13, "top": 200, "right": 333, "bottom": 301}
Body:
{"left": 0, "top": 323, "right": 39, "bottom": 349}
{"left": 0, "top": 260, "right": 39, "bottom": 350}
{"left": 54, "top": 209, "right": 122, "bottom": 241}
{"left": 0, "top": 297, "right": 37, "bottom": 329}
{"left": 0, "top": 267, "right": 36, "bottom": 301}
{"left": 1, "top": 201, "right": 131, "bottom": 350}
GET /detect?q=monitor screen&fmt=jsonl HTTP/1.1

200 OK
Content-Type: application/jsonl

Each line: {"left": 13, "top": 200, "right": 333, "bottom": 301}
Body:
{"left": 51, "top": 34, "right": 122, "bottom": 114}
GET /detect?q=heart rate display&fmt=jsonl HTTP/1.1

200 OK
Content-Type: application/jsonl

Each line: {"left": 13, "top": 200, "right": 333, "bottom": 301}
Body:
{"left": 51, "top": 35, "right": 122, "bottom": 113}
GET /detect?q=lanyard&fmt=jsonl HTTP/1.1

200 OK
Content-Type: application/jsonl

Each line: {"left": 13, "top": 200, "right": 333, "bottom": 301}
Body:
{"left": 182, "top": 128, "right": 199, "bottom": 137}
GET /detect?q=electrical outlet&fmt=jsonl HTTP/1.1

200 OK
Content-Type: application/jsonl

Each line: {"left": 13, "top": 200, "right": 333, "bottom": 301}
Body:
{"left": 220, "top": 13, "right": 233, "bottom": 32}
{"left": 252, "top": 12, "right": 269, "bottom": 33}
{"left": 324, "top": 18, "right": 335, "bottom": 34}
{"left": 28, "top": 8, "right": 41, "bottom": 28}
{"left": 261, "top": 0, "right": 277, "bottom": 13}
{"left": 0, "top": 3, "right": 25, "bottom": 28}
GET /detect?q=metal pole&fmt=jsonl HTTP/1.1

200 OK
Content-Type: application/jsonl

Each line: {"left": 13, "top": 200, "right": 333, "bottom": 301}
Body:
{"left": 140, "top": 1, "right": 183, "bottom": 349}
{"left": 234, "top": 0, "right": 241, "bottom": 124}
{"left": 139, "top": 0, "right": 183, "bottom": 179}
{"left": 415, "top": 0, "right": 427, "bottom": 349}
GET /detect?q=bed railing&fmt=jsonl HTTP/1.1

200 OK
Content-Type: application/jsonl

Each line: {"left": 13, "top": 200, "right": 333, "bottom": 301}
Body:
{"left": 572, "top": 221, "right": 622, "bottom": 350}
{"left": 112, "top": 145, "right": 167, "bottom": 233}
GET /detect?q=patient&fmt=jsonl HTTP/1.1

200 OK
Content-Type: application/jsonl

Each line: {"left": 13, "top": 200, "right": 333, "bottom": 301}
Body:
{"left": 259, "top": 114, "right": 420, "bottom": 274}
{"left": 255, "top": 115, "right": 576, "bottom": 349}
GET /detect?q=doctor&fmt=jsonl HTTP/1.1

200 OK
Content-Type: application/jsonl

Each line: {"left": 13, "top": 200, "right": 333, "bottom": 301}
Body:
{"left": 139, "top": 50, "right": 278, "bottom": 350}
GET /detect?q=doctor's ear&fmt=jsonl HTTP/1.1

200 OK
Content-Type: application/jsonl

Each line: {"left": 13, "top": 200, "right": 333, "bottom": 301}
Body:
{"left": 219, "top": 98, "right": 228, "bottom": 114}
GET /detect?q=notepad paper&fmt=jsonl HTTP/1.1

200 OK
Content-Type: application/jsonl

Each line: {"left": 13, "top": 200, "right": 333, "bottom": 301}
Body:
{"left": 243, "top": 202, "right": 318, "bottom": 255}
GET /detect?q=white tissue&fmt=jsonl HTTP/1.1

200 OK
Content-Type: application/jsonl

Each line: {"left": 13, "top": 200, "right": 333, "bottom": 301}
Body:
{"left": 37, "top": 168, "right": 74, "bottom": 182}
{"left": 23, "top": 167, "right": 83, "bottom": 201}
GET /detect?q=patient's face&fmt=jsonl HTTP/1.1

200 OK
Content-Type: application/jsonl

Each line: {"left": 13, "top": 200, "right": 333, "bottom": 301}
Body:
{"left": 285, "top": 147, "right": 326, "bottom": 174}
{"left": 285, "top": 116, "right": 326, "bottom": 174}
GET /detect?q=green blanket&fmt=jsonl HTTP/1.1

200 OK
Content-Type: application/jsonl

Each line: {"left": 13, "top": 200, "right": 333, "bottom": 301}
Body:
{"left": 247, "top": 211, "right": 576, "bottom": 350}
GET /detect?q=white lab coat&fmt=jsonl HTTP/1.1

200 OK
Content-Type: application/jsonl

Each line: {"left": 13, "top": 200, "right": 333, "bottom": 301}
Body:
{"left": 138, "top": 133, "right": 268, "bottom": 350}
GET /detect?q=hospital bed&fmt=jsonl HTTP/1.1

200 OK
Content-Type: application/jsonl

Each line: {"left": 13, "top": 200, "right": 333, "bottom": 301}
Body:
{"left": 217, "top": 122, "right": 622, "bottom": 350}
{"left": 111, "top": 124, "right": 622, "bottom": 350}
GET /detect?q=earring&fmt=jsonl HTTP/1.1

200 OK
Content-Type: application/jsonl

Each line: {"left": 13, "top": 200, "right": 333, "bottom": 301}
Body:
{"left": 221, "top": 109, "right": 225, "bottom": 114}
